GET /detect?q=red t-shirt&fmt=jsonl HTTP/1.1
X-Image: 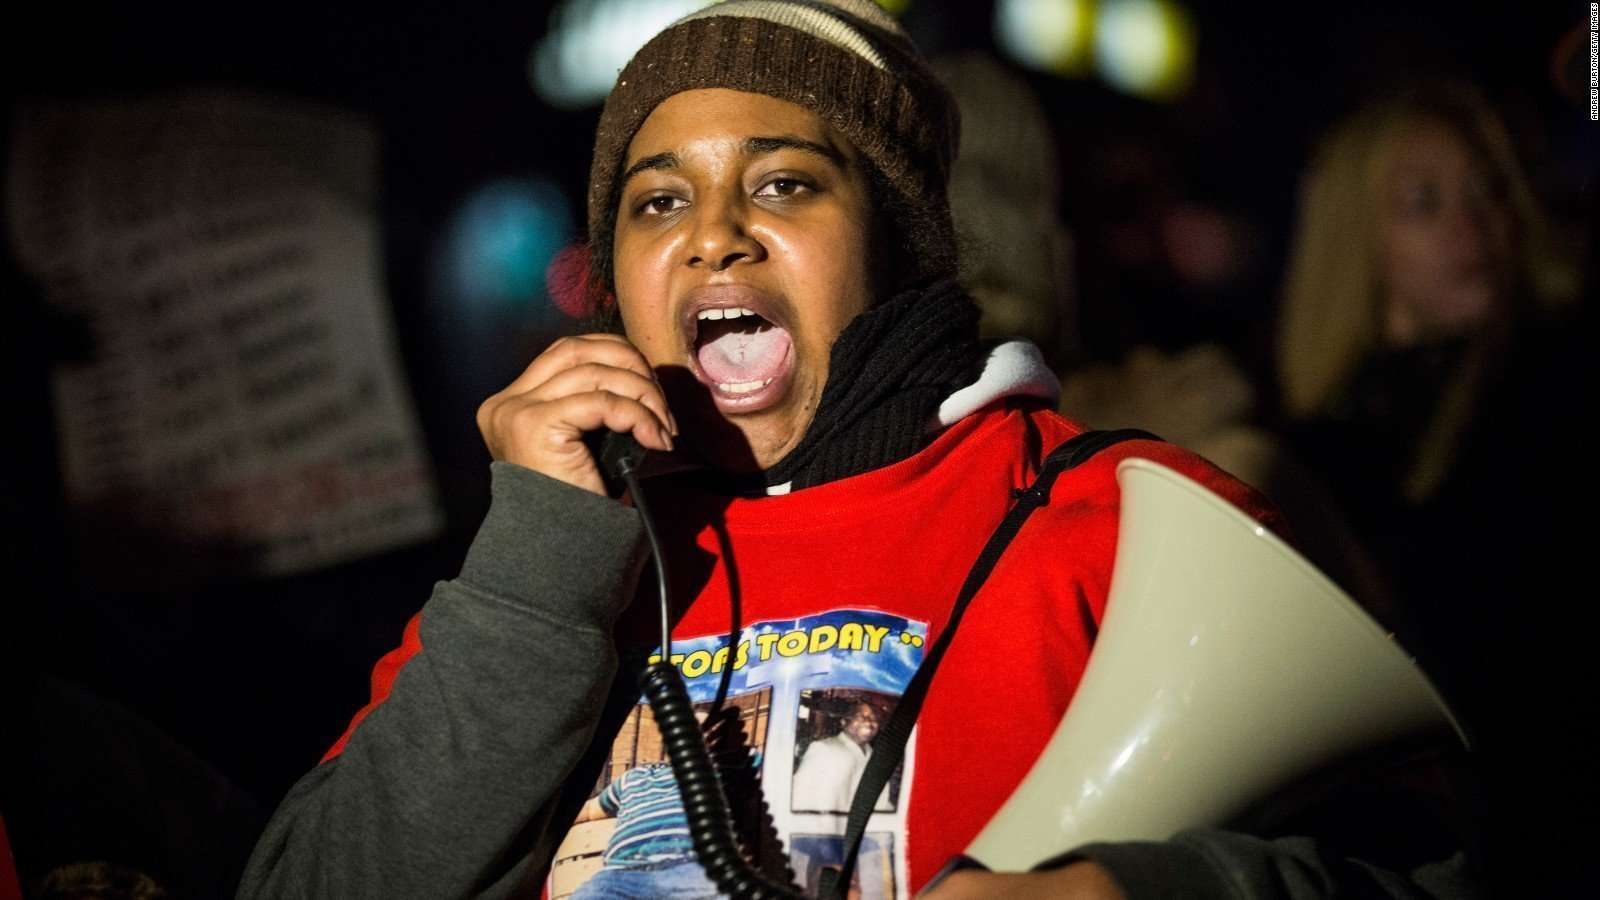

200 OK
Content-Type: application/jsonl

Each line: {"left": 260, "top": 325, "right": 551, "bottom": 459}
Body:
{"left": 556, "top": 401, "right": 1279, "bottom": 897}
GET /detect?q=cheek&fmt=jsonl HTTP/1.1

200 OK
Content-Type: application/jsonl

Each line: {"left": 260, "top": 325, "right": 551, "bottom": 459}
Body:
{"left": 616, "top": 304, "right": 667, "bottom": 365}
{"left": 613, "top": 233, "right": 680, "bottom": 362}
{"left": 769, "top": 220, "right": 874, "bottom": 338}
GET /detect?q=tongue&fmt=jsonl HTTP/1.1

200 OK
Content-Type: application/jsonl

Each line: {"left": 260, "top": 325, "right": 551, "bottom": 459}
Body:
{"left": 696, "top": 322, "right": 792, "bottom": 385}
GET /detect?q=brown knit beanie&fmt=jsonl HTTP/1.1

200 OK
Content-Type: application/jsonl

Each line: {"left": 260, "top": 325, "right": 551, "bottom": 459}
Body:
{"left": 586, "top": 0, "right": 961, "bottom": 297}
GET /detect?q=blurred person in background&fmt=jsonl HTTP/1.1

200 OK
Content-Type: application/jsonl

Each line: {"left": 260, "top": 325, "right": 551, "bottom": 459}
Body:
{"left": 931, "top": 52, "right": 1074, "bottom": 367}
{"left": 937, "top": 52, "right": 1393, "bottom": 612}
{"left": 1274, "top": 79, "right": 1585, "bottom": 894}
{"left": 1277, "top": 81, "right": 1578, "bottom": 520}
{"left": 935, "top": 52, "right": 1263, "bottom": 470}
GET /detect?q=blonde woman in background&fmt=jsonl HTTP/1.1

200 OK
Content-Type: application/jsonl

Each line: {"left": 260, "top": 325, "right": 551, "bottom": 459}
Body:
{"left": 1279, "top": 80, "right": 1577, "bottom": 508}
{"left": 1275, "top": 79, "right": 1585, "bottom": 896}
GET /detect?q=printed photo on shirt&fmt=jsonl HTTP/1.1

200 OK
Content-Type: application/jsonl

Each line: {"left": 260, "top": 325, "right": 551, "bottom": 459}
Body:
{"left": 547, "top": 609, "right": 927, "bottom": 900}
{"left": 791, "top": 689, "right": 901, "bottom": 814}
{"left": 790, "top": 832, "right": 897, "bottom": 900}
{"left": 547, "top": 690, "right": 772, "bottom": 900}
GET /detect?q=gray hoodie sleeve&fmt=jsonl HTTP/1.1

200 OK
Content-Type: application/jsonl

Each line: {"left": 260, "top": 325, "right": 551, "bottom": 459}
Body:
{"left": 237, "top": 462, "right": 649, "bottom": 900}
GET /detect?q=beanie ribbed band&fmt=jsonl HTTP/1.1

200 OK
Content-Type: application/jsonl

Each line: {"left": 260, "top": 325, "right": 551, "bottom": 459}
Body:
{"left": 585, "top": 0, "right": 961, "bottom": 293}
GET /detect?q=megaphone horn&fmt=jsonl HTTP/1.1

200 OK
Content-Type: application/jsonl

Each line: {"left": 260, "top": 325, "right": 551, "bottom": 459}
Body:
{"left": 964, "top": 458, "right": 1467, "bottom": 872}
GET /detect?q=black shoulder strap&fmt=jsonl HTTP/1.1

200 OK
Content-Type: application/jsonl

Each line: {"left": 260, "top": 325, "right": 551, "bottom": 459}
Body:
{"left": 820, "top": 428, "right": 1160, "bottom": 899}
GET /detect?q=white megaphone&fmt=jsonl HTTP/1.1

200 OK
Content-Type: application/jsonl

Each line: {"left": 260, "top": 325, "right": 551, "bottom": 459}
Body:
{"left": 963, "top": 458, "right": 1468, "bottom": 872}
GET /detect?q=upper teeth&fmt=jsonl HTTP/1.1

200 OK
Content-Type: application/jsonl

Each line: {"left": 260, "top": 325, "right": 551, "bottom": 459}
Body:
{"left": 697, "top": 307, "right": 757, "bottom": 321}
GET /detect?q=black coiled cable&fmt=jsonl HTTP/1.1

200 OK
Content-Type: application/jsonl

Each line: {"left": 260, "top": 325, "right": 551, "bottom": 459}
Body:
{"left": 637, "top": 661, "right": 803, "bottom": 899}
{"left": 617, "top": 445, "right": 806, "bottom": 900}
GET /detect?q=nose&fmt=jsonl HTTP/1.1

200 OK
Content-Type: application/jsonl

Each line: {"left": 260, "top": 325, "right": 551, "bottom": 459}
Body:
{"left": 686, "top": 193, "right": 764, "bottom": 271}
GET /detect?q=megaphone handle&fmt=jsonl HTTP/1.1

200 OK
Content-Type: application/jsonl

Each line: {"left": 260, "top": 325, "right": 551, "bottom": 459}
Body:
{"left": 820, "top": 429, "right": 1161, "bottom": 900}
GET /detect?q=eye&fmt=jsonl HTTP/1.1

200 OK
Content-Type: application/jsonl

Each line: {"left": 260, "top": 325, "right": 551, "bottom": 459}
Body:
{"left": 1400, "top": 181, "right": 1442, "bottom": 217}
{"left": 636, "top": 194, "right": 686, "bottom": 216}
{"left": 755, "top": 176, "right": 815, "bottom": 199}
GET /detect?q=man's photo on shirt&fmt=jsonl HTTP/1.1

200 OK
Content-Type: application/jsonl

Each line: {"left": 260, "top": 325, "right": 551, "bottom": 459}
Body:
{"left": 791, "top": 689, "right": 901, "bottom": 814}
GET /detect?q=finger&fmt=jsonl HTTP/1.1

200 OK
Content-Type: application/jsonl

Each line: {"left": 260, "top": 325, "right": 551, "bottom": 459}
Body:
{"left": 544, "top": 391, "right": 675, "bottom": 452}
{"left": 919, "top": 865, "right": 1123, "bottom": 900}
{"left": 919, "top": 871, "right": 1031, "bottom": 899}
{"left": 502, "top": 334, "right": 659, "bottom": 397}
{"left": 527, "top": 364, "right": 676, "bottom": 436}
{"left": 503, "top": 334, "right": 651, "bottom": 396}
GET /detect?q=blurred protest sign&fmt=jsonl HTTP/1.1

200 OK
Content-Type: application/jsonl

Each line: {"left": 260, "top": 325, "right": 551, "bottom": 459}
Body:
{"left": 7, "top": 90, "right": 442, "bottom": 580}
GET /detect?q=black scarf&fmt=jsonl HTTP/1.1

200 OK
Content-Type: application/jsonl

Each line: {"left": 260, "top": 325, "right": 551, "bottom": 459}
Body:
{"left": 759, "top": 278, "right": 982, "bottom": 491}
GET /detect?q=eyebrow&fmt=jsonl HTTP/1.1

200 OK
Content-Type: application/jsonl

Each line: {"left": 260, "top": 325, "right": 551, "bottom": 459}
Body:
{"left": 743, "top": 135, "right": 848, "bottom": 169}
{"left": 619, "top": 151, "right": 679, "bottom": 188}
{"left": 618, "top": 134, "right": 849, "bottom": 190}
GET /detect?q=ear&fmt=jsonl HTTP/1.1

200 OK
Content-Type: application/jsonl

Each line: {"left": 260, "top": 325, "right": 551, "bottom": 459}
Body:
{"left": 546, "top": 243, "right": 616, "bottom": 319}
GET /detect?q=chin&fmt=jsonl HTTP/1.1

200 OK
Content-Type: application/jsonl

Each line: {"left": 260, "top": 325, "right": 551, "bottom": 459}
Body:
{"left": 721, "top": 413, "right": 808, "bottom": 471}
{"left": 665, "top": 393, "right": 796, "bottom": 474}
{"left": 662, "top": 362, "right": 817, "bottom": 473}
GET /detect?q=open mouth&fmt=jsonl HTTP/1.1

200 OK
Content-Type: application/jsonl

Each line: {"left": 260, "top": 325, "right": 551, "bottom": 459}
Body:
{"left": 685, "top": 290, "right": 796, "bottom": 414}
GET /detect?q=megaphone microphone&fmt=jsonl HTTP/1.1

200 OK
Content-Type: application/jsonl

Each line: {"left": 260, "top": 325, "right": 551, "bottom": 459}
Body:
{"left": 585, "top": 430, "right": 651, "bottom": 500}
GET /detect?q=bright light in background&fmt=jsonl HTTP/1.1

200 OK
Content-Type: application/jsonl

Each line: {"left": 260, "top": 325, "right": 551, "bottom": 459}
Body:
{"left": 1095, "top": 0, "right": 1195, "bottom": 101}
{"left": 531, "top": 0, "right": 910, "bottom": 109}
{"left": 995, "top": 0, "right": 1095, "bottom": 76}
{"left": 440, "top": 178, "right": 573, "bottom": 322}
{"left": 531, "top": 0, "right": 708, "bottom": 109}
{"left": 994, "top": 0, "right": 1195, "bottom": 100}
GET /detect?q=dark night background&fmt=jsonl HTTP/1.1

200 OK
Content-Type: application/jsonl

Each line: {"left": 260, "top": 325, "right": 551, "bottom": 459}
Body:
{"left": 1, "top": 1, "right": 1594, "bottom": 897}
